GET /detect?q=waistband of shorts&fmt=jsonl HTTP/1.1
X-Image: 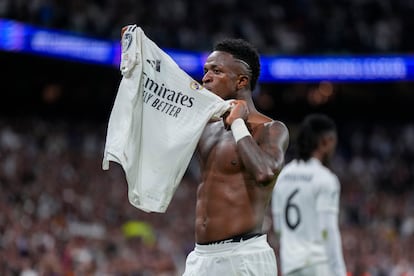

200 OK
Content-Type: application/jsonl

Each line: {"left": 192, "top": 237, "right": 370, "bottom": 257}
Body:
{"left": 197, "top": 232, "right": 263, "bottom": 246}
{"left": 194, "top": 234, "right": 268, "bottom": 255}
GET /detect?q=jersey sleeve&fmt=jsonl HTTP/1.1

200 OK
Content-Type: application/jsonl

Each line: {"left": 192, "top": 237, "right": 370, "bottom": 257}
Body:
{"left": 316, "top": 173, "right": 340, "bottom": 214}
{"left": 317, "top": 173, "right": 346, "bottom": 276}
{"left": 318, "top": 212, "right": 347, "bottom": 276}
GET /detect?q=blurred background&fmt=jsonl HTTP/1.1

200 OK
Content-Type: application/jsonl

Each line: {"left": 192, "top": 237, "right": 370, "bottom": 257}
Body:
{"left": 1, "top": 0, "right": 414, "bottom": 275}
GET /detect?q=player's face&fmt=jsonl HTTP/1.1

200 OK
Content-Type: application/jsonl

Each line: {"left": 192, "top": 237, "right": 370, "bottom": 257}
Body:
{"left": 202, "top": 51, "right": 244, "bottom": 100}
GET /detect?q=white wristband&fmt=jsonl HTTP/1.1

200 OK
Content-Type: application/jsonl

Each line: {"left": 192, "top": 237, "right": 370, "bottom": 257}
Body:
{"left": 231, "top": 118, "right": 251, "bottom": 143}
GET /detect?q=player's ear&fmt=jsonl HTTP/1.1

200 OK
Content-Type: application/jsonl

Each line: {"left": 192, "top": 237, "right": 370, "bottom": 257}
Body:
{"left": 237, "top": 74, "right": 250, "bottom": 90}
{"left": 319, "top": 132, "right": 335, "bottom": 150}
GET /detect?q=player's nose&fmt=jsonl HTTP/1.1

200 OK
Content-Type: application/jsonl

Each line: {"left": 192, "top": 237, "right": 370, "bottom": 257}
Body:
{"left": 202, "top": 71, "right": 212, "bottom": 85}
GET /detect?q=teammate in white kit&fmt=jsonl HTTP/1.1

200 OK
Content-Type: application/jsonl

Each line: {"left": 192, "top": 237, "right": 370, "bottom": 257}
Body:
{"left": 271, "top": 114, "right": 346, "bottom": 276}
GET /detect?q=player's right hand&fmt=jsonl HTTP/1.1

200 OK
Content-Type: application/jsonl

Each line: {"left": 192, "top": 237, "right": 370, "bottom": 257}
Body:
{"left": 224, "top": 100, "right": 249, "bottom": 127}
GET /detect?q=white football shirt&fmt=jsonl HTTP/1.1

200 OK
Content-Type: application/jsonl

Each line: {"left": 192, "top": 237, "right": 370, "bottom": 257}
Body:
{"left": 272, "top": 158, "right": 341, "bottom": 274}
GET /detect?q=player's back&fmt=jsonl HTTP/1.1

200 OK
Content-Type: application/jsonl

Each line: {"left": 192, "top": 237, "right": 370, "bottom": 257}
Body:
{"left": 272, "top": 158, "right": 339, "bottom": 274}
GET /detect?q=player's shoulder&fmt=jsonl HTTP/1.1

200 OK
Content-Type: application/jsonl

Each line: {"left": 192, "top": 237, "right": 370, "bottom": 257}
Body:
{"left": 263, "top": 119, "right": 289, "bottom": 144}
{"left": 253, "top": 112, "right": 288, "bottom": 131}
{"left": 313, "top": 160, "right": 338, "bottom": 180}
{"left": 251, "top": 114, "right": 289, "bottom": 147}
{"left": 311, "top": 161, "right": 340, "bottom": 190}
{"left": 264, "top": 118, "right": 288, "bottom": 132}
{"left": 275, "top": 159, "right": 299, "bottom": 180}
{"left": 281, "top": 159, "right": 298, "bottom": 170}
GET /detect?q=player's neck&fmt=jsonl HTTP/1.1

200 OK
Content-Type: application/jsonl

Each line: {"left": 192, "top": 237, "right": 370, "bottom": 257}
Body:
{"left": 236, "top": 93, "right": 257, "bottom": 113}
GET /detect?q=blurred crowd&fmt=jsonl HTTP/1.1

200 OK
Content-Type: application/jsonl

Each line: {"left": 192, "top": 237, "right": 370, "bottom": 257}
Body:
{"left": 333, "top": 122, "right": 414, "bottom": 275}
{"left": 0, "top": 118, "right": 189, "bottom": 275}
{"left": 0, "top": 117, "right": 413, "bottom": 275}
{"left": 1, "top": 0, "right": 414, "bottom": 54}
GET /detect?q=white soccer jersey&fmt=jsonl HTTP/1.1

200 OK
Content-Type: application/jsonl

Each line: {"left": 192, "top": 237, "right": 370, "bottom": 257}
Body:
{"left": 271, "top": 158, "right": 342, "bottom": 275}
{"left": 102, "top": 25, "right": 231, "bottom": 213}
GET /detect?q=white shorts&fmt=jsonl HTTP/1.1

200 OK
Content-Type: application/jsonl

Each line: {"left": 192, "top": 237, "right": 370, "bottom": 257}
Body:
{"left": 285, "top": 262, "right": 332, "bottom": 276}
{"left": 183, "top": 234, "right": 277, "bottom": 276}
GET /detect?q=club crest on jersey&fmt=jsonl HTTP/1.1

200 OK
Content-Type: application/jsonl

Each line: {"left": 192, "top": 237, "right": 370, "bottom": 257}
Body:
{"left": 122, "top": 33, "right": 133, "bottom": 53}
{"left": 190, "top": 81, "right": 203, "bottom": 91}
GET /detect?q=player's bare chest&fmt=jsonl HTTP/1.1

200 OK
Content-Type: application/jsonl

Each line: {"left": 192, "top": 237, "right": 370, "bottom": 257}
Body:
{"left": 198, "top": 122, "right": 235, "bottom": 159}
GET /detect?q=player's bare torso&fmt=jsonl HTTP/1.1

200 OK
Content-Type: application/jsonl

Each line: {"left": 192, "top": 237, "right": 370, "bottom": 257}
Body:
{"left": 195, "top": 116, "right": 276, "bottom": 243}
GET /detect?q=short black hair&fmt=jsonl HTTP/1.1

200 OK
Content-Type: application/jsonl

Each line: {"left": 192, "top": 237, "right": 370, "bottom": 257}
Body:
{"left": 214, "top": 38, "right": 261, "bottom": 90}
{"left": 296, "top": 114, "right": 336, "bottom": 161}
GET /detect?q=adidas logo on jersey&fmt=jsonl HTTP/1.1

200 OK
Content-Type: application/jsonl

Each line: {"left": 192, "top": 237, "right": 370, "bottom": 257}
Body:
{"left": 146, "top": 59, "right": 161, "bottom": 72}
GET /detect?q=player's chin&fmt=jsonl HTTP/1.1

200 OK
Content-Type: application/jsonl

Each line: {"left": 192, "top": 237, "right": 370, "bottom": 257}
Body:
{"left": 206, "top": 87, "right": 222, "bottom": 97}
{"left": 203, "top": 84, "right": 214, "bottom": 92}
